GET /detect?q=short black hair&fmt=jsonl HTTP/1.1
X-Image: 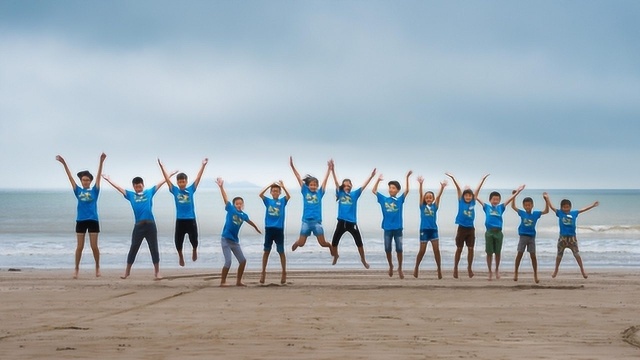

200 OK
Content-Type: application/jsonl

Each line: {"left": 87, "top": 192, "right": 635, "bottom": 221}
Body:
{"left": 176, "top": 173, "right": 188, "bottom": 181}
{"left": 560, "top": 199, "right": 572, "bottom": 207}
{"left": 523, "top": 197, "right": 533, "bottom": 205}
{"left": 132, "top": 177, "right": 144, "bottom": 185}
{"left": 388, "top": 180, "right": 401, "bottom": 190}
{"left": 489, "top": 191, "right": 501, "bottom": 200}
{"left": 76, "top": 170, "right": 93, "bottom": 181}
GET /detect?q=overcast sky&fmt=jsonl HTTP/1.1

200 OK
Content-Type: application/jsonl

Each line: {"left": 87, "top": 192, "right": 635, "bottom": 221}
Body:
{"left": 1, "top": 1, "right": 639, "bottom": 190}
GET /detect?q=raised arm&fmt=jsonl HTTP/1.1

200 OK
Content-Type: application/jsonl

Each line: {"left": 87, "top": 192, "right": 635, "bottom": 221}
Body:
{"left": 155, "top": 170, "right": 178, "bottom": 191}
{"left": 246, "top": 219, "right": 262, "bottom": 234}
{"left": 510, "top": 190, "right": 520, "bottom": 213}
{"left": 542, "top": 192, "right": 557, "bottom": 213}
{"left": 435, "top": 179, "right": 447, "bottom": 207}
{"left": 289, "top": 156, "right": 303, "bottom": 187}
{"left": 95, "top": 153, "right": 106, "bottom": 188}
{"left": 445, "top": 173, "right": 462, "bottom": 199}
{"left": 372, "top": 173, "right": 384, "bottom": 195}
{"left": 320, "top": 159, "right": 333, "bottom": 191}
{"left": 417, "top": 176, "right": 425, "bottom": 205}
{"left": 279, "top": 180, "right": 292, "bottom": 201}
{"left": 258, "top": 183, "right": 271, "bottom": 200}
{"left": 157, "top": 158, "right": 174, "bottom": 190}
{"left": 330, "top": 161, "right": 340, "bottom": 189}
{"left": 578, "top": 201, "right": 600, "bottom": 214}
{"left": 101, "top": 175, "right": 126, "bottom": 196}
{"left": 216, "top": 177, "right": 229, "bottom": 205}
{"left": 504, "top": 184, "right": 525, "bottom": 207}
{"left": 193, "top": 158, "right": 209, "bottom": 189}
{"left": 361, "top": 168, "right": 377, "bottom": 191}
{"left": 541, "top": 196, "right": 550, "bottom": 215}
{"left": 55, "top": 155, "right": 77, "bottom": 190}
{"left": 474, "top": 174, "right": 490, "bottom": 201}
{"left": 404, "top": 170, "right": 413, "bottom": 197}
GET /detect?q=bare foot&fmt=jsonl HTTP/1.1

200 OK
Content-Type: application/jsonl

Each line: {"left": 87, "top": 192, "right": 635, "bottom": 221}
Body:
{"left": 362, "top": 260, "right": 370, "bottom": 269}
{"left": 192, "top": 249, "right": 198, "bottom": 262}
{"left": 220, "top": 282, "right": 231, "bottom": 287}
{"left": 73, "top": 269, "right": 79, "bottom": 279}
{"left": 468, "top": 268, "right": 474, "bottom": 278}
{"left": 260, "top": 272, "right": 266, "bottom": 284}
{"left": 534, "top": 277, "right": 540, "bottom": 284}
{"left": 154, "top": 274, "right": 163, "bottom": 281}
{"left": 332, "top": 254, "right": 339, "bottom": 265}
{"left": 388, "top": 266, "right": 394, "bottom": 277}
{"left": 291, "top": 242, "right": 299, "bottom": 251}
{"left": 437, "top": 269, "right": 443, "bottom": 279}
{"left": 496, "top": 271, "right": 501, "bottom": 280}
{"left": 453, "top": 268, "right": 459, "bottom": 279}
{"left": 120, "top": 274, "right": 129, "bottom": 280}
{"left": 513, "top": 273, "right": 518, "bottom": 281}
{"left": 582, "top": 272, "right": 588, "bottom": 279}
{"left": 179, "top": 254, "right": 185, "bottom": 267}
{"left": 398, "top": 268, "right": 404, "bottom": 279}
{"left": 488, "top": 271, "right": 493, "bottom": 281}
{"left": 551, "top": 270, "right": 558, "bottom": 278}
{"left": 95, "top": 269, "right": 101, "bottom": 278}
{"left": 281, "top": 273, "right": 287, "bottom": 284}
{"left": 236, "top": 282, "right": 246, "bottom": 287}
{"left": 413, "top": 267, "right": 419, "bottom": 278}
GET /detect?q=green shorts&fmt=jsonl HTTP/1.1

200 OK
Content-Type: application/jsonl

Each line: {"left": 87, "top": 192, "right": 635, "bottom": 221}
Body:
{"left": 485, "top": 228, "right": 504, "bottom": 255}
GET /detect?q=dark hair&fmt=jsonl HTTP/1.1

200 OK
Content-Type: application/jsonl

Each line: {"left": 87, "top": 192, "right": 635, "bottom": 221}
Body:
{"left": 76, "top": 170, "right": 93, "bottom": 181}
{"left": 270, "top": 184, "right": 281, "bottom": 191}
{"left": 176, "top": 173, "right": 188, "bottom": 181}
{"left": 232, "top": 196, "right": 244, "bottom": 204}
{"left": 388, "top": 180, "right": 401, "bottom": 190}
{"left": 422, "top": 191, "right": 435, "bottom": 205}
{"left": 336, "top": 179, "right": 352, "bottom": 201}
{"left": 560, "top": 199, "right": 572, "bottom": 207}
{"left": 522, "top": 197, "right": 534, "bottom": 205}
{"left": 132, "top": 177, "right": 144, "bottom": 185}
{"left": 462, "top": 189, "right": 474, "bottom": 200}
{"left": 489, "top": 191, "right": 501, "bottom": 200}
{"left": 303, "top": 175, "right": 318, "bottom": 186}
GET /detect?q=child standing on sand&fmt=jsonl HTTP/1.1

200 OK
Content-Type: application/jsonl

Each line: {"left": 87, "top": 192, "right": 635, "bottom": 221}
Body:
{"left": 372, "top": 170, "right": 413, "bottom": 279}
{"left": 543, "top": 192, "right": 599, "bottom": 279}
{"left": 216, "top": 177, "right": 261, "bottom": 287}
{"left": 511, "top": 192, "right": 549, "bottom": 283}
{"left": 259, "top": 180, "right": 291, "bottom": 285}
{"left": 56, "top": 153, "right": 106, "bottom": 279}
{"left": 413, "top": 176, "right": 447, "bottom": 279}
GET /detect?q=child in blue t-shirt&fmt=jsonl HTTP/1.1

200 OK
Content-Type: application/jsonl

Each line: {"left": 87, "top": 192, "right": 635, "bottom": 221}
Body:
{"left": 259, "top": 180, "right": 291, "bottom": 285}
{"left": 289, "top": 157, "right": 336, "bottom": 262}
{"left": 511, "top": 192, "right": 549, "bottom": 283}
{"left": 543, "top": 192, "right": 599, "bottom": 279}
{"left": 372, "top": 170, "right": 413, "bottom": 279}
{"left": 158, "top": 158, "right": 208, "bottom": 267}
{"left": 56, "top": 153, "right": 106, "bottom": 279}
{"left": 414, "top": 176, "right": 447, "bottom": 279}
{"left": 330, "top": 162, "right": 377, "bottom": 269}
{"left": 216, "top": 178, "right": 262, "bottom": 287}
{"left": 476, "top": 178, "right": 524, "bottom": 281}
{"left": 102, "top": 173, "right": 173, "bottom": 280}
{"left": 445, "top": 173, "right": 488, "bottom": 279}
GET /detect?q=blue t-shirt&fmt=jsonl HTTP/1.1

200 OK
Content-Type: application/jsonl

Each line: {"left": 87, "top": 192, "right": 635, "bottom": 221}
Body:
{"left": 419, "top": 203, "right": 438, "bottom": 230}
{"left": 263, "top": 196, "right": 288, "bottom": 229}
{"left": 336, "top": 188, "right": 363, "bottom": 223}
{"left": 300, "top": 184, "right": 325, "bottom": 222}
{"left": 124, "top": 187, "right": 157, "bottom": 223}
{"left": 376, "top": 192, "right": 406, "bottom": 231}
{"left": 483, "top": 203, "right": 506, "bottom": 230}
{"left": 170, "top": 183, "right": 197, "bottom": 220}
{"left": 556, "top": 209, "right": 579, "bottom": 236}
{"left": 222, "top": 201, "right": 250, "bottom": 242}
{"left": 74, "top": 186, "right": 100, "bottom": 221}
{"left": 517, "top": 210, "right": 543, "bottom": 236}
{"left": 455, "top": 198, "right": 476, "bottom": 228}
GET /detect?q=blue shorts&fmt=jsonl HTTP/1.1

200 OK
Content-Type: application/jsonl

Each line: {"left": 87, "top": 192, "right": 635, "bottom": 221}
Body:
{"left": 383, "top": 229, "right": 403, "bottom": 253}
{"left": 300, "top": 220, "right": 324, "bottom": 237}
{"left": 419, "top": 229, "right": 439, "bottom": 242}
{"left": 264, "top": 227, "right": 285, "bottom": 253}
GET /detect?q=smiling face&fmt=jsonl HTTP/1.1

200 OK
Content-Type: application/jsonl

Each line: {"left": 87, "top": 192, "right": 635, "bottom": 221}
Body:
{"left": 423, "top": 191, "right": 435, "bottom": 205}
{"left": 341, "top": 179, "right": 352, "bottom": 193}
{"left": 233, "top": 197, "right": 244, "bottom": 211}
{"left": 490, "top": 194, "right": 501, "bottom": 206}
{"left": 80, "top": 176, "right": 92, "bottom": 189}
{"left": 307, "top": 179, "right": 319, "bottom": 192}
{"left": 270, "top": 186, "right": 281, "bottom": 199}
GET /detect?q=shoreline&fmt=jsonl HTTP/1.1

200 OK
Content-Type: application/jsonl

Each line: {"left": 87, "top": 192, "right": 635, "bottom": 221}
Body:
{"left": 1, "top": 269, "right": 639, "bottom": 359}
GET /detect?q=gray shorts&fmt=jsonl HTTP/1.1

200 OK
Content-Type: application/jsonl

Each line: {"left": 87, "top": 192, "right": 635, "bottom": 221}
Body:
{"left": 517, "top": 235, "right": 536, "bottom": 253}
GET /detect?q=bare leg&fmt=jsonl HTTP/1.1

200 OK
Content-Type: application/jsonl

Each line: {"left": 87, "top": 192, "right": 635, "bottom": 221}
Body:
{"left": 357, "top": 246, "right": 370, "bottom": 269}
{"left": 432, "top": 240, "right": 442, "bottom": 279}
{"left": 192, "top": 248, "right": 198, "bottom": 262}
{"left": 414, "top": 242, "right": 427, "bottom": 278}
{"left": 220, "top": 266, "right": 230, "bottom": 287}
{"left": 495, "top": 253, "right": 501, "bottom": 279}
{"left": 89, "top": 233, "right": 100, "bottom": 277}
{"left": 397, "top": 252, "right": 404, "bottom": 279}
{"left": 386, "top": 251, "right": 394, "bottom": 277}
{"left": 453, "top": 247, "right": 463, "bottom": 279}
{"left": 486, "top": 254, "right": 493, "bottom": 281}
{"left": 531, "top": 253, "right": 539, "bottom": 283}
{"left": 317, "top": 234, "right": 338, "bottom": 263}
{"left": 236, "top": 260, "right": 247, "bottom": 286}
{"left": 292, "top": 235, "right": 308, "bottom": 251}
{"left": 260, "top": 251, "right": 269, "bottom": 284}
{"left": 153, "top": 263, "right": 162, "bottom": 280}
{"left": 552, "top": 255, "right": 562, "bottom": 278}
{"left": 279, "top": 252, "right": 287, "bottom": 284}
{"left": 177, "top": 250, "right": 185, "bottom": 267}
{"left": 121, "top": 263, "right": 132, "bottom": 279}
{"left": 574, "top": 254, "right": 588, "bottom": 279}
{"left": 74, "top": 233, "right": 85, "bottom": 279}
{"left": 467, "top": 247, "right": 475, "bottom": 278}
{"left": 514, "top": 252, "right": 524, "bottom": 281}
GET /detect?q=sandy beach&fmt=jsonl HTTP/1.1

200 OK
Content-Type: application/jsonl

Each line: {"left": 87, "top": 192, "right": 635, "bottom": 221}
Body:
{"left": 1, "top": 268, "right": 639, "bottom": 359}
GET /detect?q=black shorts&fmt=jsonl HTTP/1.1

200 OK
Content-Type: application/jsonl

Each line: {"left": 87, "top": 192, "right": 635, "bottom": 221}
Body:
{"left": 76, "top": 220, "right": 100, "bottom": 234}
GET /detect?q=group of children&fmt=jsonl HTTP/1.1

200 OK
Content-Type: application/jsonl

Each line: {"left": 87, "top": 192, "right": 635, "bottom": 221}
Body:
{"left": 56, "top": 154, "right": 599, "bottom": 285}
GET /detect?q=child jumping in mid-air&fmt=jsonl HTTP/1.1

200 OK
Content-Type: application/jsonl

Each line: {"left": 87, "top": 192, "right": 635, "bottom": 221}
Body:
{"left": 259, "top": 180, "right": 291, "bottom": 285}
{"left": 511, "top": 192, "right": 549, "bottom": 283}
{"left": 414, "top": 175, "right": 447, "bottom": 279}
{"left": 543, "top": 192, "right": 599, "bottom": 279}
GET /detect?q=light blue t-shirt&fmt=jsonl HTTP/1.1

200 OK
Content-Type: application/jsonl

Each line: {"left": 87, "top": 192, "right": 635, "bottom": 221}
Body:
{"left": 222, "top": 201, "right": 250, "bottom": 242}
{"left": 455, "top": 198, "right": 476, "bottom": 228}
{"left": 376, "top": 192, "right": 406, "bottom": 230}
{"left": 263, "top": 196, "right": 288, "bottom": 229}
{"left": 483, "top": 203, "right": 506, "bottom": 230}
{"left": 419, "top": 203, "right": 438, "bottom": 230}
{"left": 301, "top": 184, "right": 325, "bottom": 222}
{"left": 517, "top": 210, "right": 543, "bottom": 236}
{"left": 74, "top": 186, "right": 100, "bottom": 221}
{"left": 124, "top": 186, "right": 157, "bottom": 223}
{"left": 556, "top": 209, "right": 580, "bottom": 236}
{"left": 170, "top": 183, "right": 197, "bottom": 220}
{"left": 336, "top": 188, "right": 363, "bottom": 223}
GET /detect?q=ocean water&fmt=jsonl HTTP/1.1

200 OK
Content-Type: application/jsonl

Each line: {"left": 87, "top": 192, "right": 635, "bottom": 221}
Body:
{"left": 0, "top": 188, "right": 638, "bottom": 273}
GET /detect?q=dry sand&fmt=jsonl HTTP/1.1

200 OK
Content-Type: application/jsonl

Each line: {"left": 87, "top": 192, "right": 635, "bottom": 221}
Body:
{"left": 1, "top": 268, "right": 639, "bottom": 359}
